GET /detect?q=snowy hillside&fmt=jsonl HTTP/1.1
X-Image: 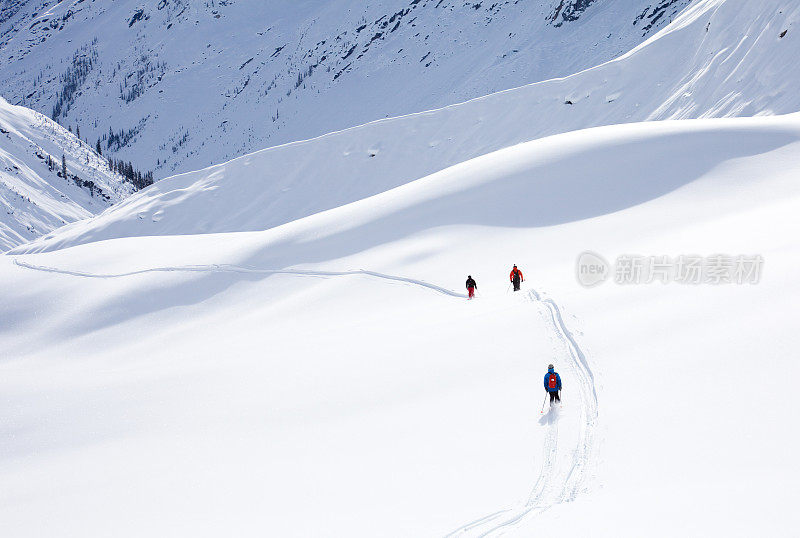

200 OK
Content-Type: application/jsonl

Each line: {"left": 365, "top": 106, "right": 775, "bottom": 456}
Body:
{"left": 13, "top": 0, "right": 800, "bottom": 254}
{"left": 2, "top": 0, "right": 800, "bottom": 535}
{"left": 0, "top": 97, "right": 134, "bottom": 251}
{"left": 3, "top": 114, "right": 799, "bottom": 536}
{"left": 0, "top": 0, "right": 690, "bottom": 174}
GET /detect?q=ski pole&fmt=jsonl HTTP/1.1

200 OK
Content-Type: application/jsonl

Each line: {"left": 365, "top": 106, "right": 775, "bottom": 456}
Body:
{"left": 540, "top": 393, "right": 548, "bottom": 414}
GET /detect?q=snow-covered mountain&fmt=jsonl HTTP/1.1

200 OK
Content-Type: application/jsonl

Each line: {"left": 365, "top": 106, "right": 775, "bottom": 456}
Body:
{"left": 0, "top": 96, "right": 134, "bottom": 251}
{"left": 0, "top": 0, "right": 690, "bottom": 175}
{"left": 13, "top": 0, "right": 799, "bottom": 254}
{"left": 2, "top": 0, "right": 800, "bottom": 536}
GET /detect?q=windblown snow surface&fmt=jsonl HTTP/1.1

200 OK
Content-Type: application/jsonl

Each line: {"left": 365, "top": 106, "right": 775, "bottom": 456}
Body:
{"left": 2, "top": 0, "right": 800, "bottom": 536}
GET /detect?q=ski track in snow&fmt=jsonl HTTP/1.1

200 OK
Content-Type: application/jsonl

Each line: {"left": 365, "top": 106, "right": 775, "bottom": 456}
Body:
{"left": 11, "top": 258, "right": 598, "bottom": 535}
{"left": 11, "top": 259, "right": 467, "bottom": 298}
{"left": 446, "top": 289, "right": 598, "bottom": 537}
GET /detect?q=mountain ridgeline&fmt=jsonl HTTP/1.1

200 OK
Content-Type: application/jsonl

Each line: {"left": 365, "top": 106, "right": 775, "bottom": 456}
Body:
{"left": 0, "top": 0, "right": 690, "bottom": 176}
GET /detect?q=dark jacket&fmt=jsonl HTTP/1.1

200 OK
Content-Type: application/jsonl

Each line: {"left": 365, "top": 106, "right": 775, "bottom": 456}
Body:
{"left": 466, "top": 277, "right": 477, "bottom": 289}
{"left": 544, "top": 368, "right": 562, "bottom": 392}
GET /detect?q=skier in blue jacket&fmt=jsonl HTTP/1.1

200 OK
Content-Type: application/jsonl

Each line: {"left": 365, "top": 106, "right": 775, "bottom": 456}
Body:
{"left": 544, "top": 364, "right": 562, "bottom": 405}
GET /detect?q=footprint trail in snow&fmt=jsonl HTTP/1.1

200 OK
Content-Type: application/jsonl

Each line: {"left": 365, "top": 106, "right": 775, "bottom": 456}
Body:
{"left": 446, "top": 288, "right": 598, "bottom": 537}
{"left": 13, "top": 259, "right": 598, "bottom": 535}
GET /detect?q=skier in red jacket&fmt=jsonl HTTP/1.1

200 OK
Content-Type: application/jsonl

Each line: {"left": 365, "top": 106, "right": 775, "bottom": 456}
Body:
{"left": 509, "top": 265, "right": 524, "bottom": 291}
{"left": 465, "top": 275, "right": 477, "bottom": 299}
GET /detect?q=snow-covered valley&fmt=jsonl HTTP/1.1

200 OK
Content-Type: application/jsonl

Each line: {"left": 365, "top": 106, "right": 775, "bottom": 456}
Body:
{"left": 2, "top": 0, "right": 799, "bottom": 536}
{"left": 0, "top": 96, "right": 135, "bottom": 251}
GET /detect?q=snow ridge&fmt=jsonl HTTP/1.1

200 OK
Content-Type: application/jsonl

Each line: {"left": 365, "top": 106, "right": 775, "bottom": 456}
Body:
{"left": 16, "top": 0, "right": 800, "bottom": 255}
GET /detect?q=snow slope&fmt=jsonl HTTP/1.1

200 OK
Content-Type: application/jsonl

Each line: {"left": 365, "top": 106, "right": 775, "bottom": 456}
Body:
{"left": 13, "top": 0, "right": 800, "bottom": 254}
{"left": 2, "top": 115, "right": 800, "bottom": 536}
{"left": 0, "top": 96, "right": 134, "bottom": 251}
{"left": 0, "top": 0, "right": 690, "bottom": 174}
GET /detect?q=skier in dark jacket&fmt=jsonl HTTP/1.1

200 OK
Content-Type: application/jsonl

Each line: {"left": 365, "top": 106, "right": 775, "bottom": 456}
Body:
{"left": 465, "top": 275, "right": 477, "bottom": 299}
{"left": 510, "top": 265, "right": 524, "bottom": 291}
{"left": 544, "top": 364, "right": 562, "bottom": 405}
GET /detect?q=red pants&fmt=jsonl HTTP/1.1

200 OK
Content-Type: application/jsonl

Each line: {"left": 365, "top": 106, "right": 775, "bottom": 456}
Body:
{"left": 467, "top": 287, "right": 475, "bottom": 299}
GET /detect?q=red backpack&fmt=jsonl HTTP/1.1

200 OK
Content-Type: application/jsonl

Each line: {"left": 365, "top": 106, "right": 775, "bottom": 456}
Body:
{"left": 548, "top": 373, "right": 558, "bottom": 389}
